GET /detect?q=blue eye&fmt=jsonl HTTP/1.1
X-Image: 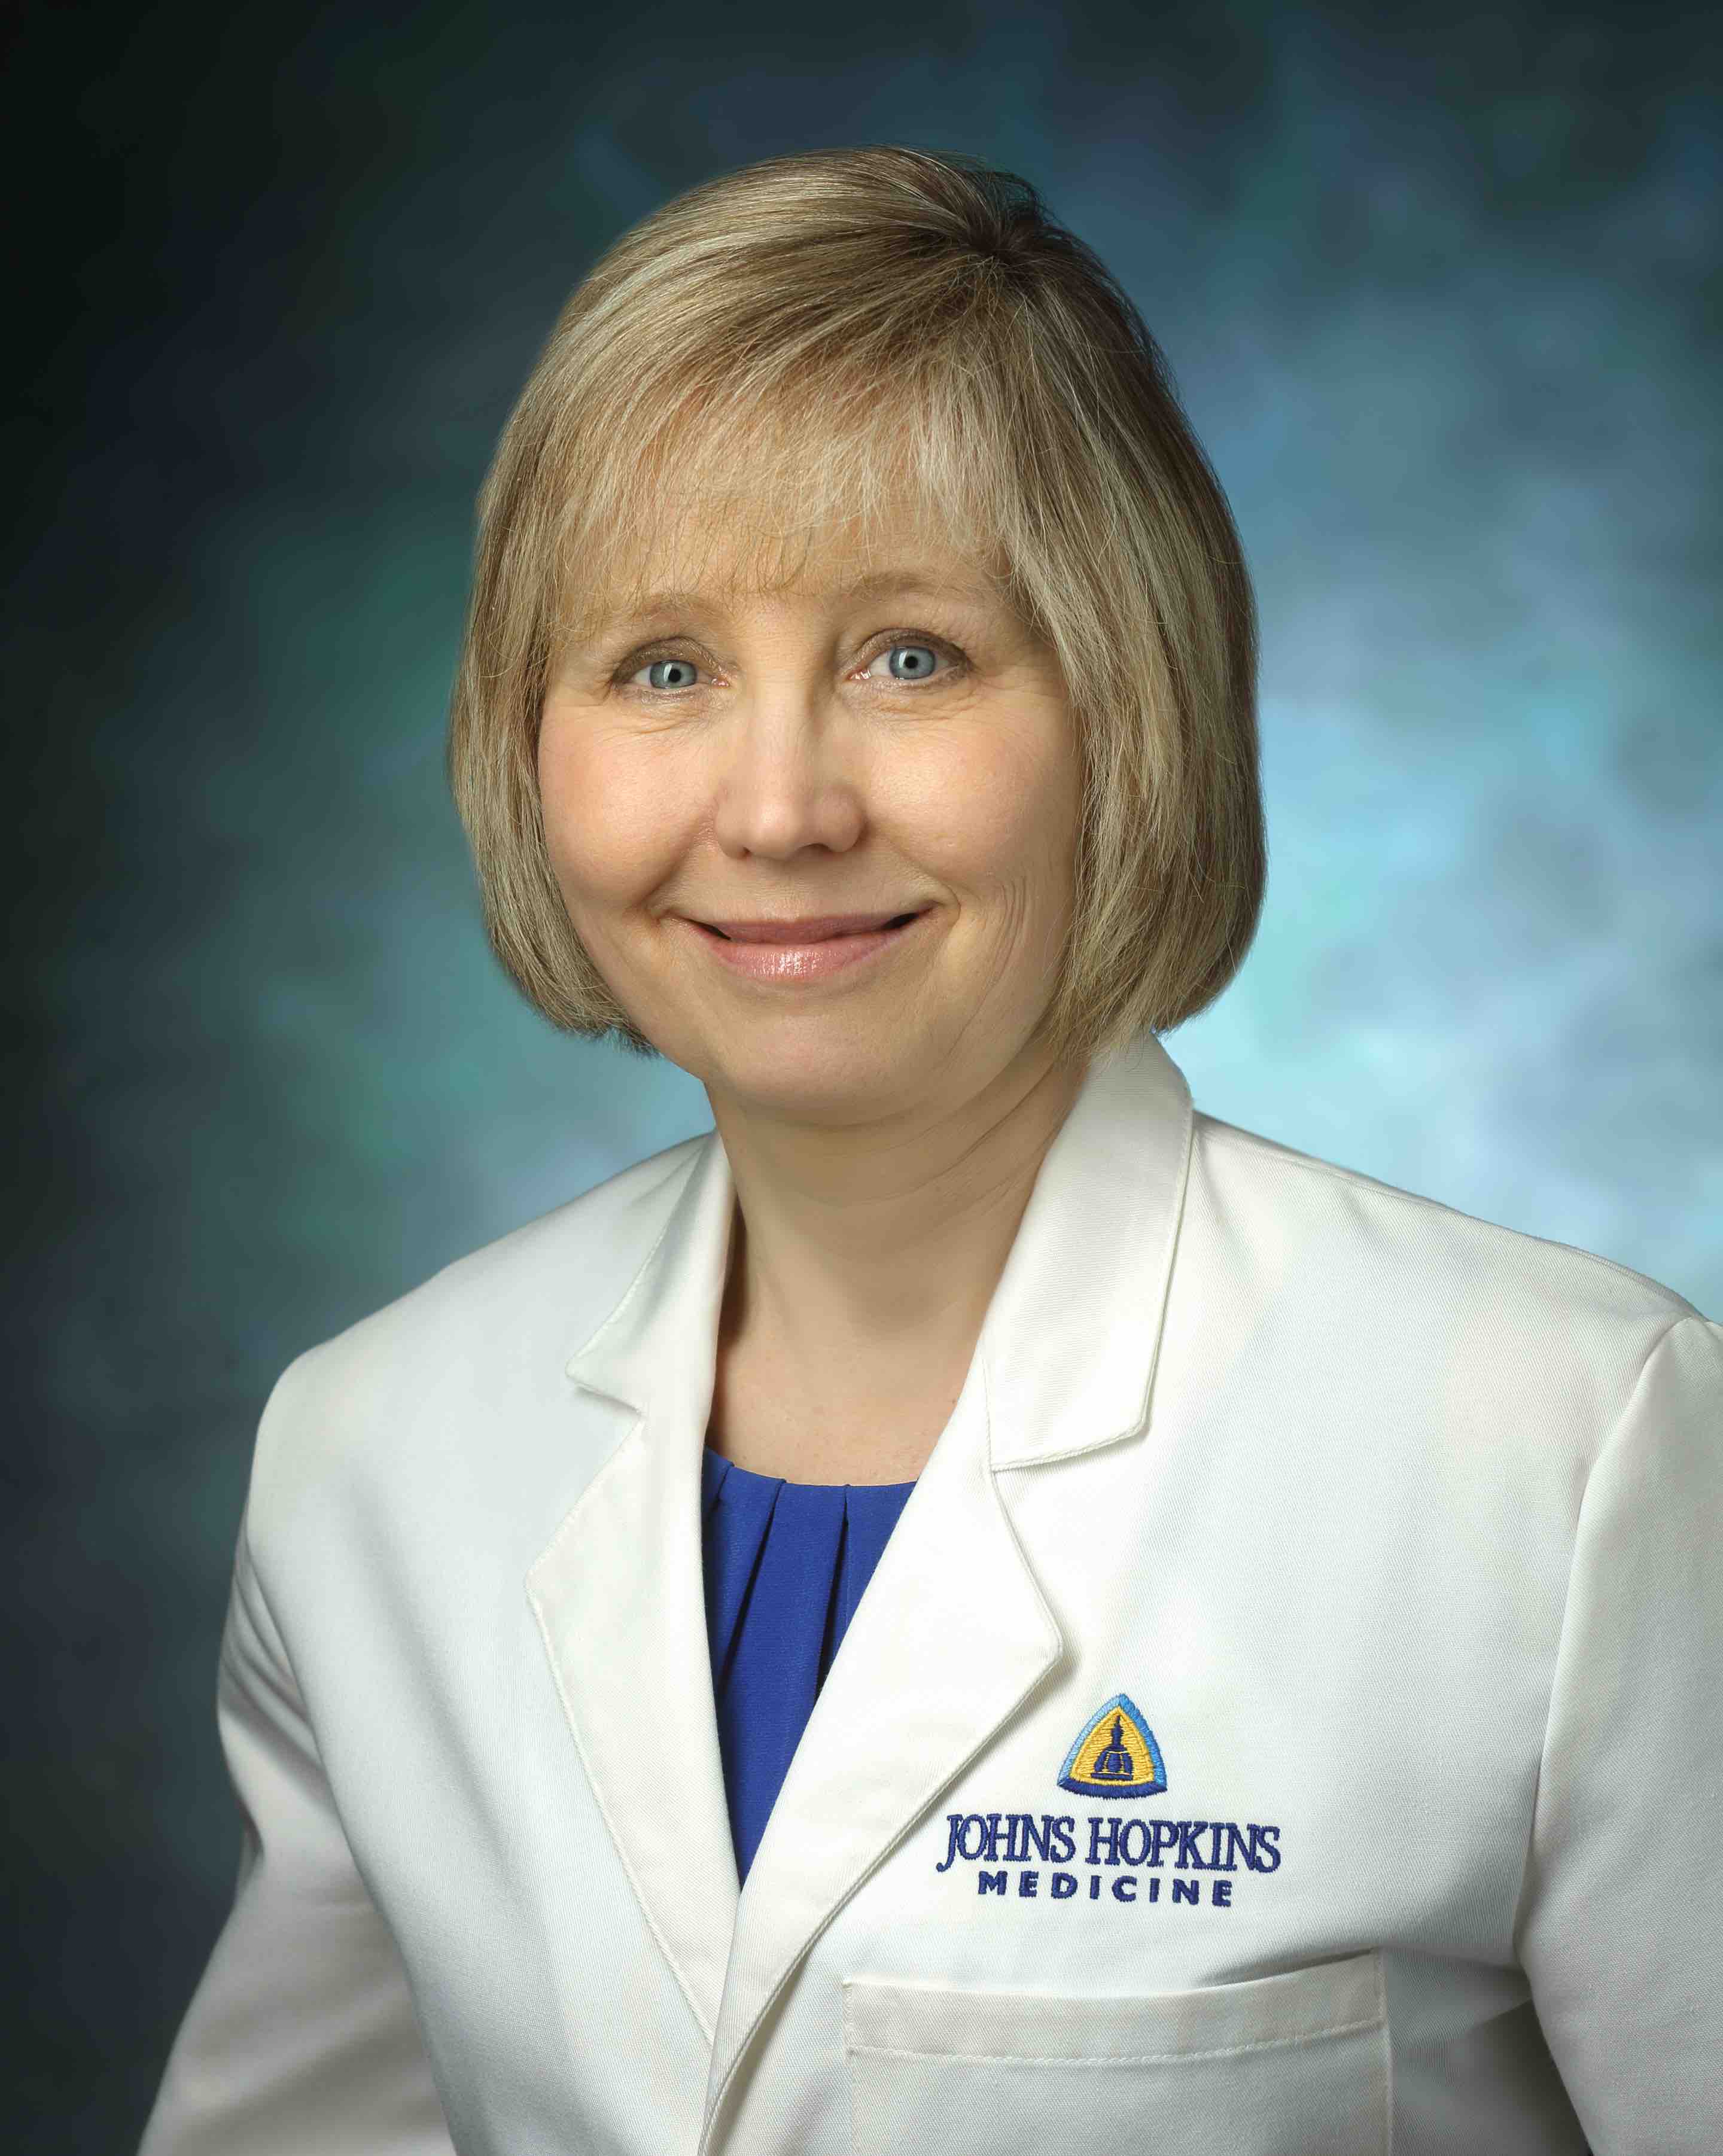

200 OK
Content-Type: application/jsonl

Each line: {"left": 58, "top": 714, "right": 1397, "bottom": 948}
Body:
{"left": 637, "top": 657, "right": 700, "bottom": 690}
{"left": 880, "top": 642, "right": 940, "bottom": 681}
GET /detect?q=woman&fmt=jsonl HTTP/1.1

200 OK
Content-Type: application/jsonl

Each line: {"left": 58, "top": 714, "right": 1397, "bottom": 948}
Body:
{"left": 140, "top": 147, "right": 1719, "bottom": 2156}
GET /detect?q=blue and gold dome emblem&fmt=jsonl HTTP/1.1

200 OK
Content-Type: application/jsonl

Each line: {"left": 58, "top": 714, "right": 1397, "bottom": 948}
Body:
{"left": 1056, "top": 1693, "right": 1167, "bottom": 1799}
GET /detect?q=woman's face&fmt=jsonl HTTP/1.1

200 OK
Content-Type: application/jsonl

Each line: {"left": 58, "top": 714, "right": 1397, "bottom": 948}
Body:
{"left": 537, "top": 507, "right": 1080, "bottom": 1125}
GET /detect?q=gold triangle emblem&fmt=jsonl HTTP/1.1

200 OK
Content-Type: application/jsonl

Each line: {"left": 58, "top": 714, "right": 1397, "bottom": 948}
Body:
{"left": 1056, "top": 1692, "right": 1167, "bottom": 1798}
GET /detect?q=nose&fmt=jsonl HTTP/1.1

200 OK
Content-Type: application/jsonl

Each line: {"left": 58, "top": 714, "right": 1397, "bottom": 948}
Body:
{"left": 710, "top": 686, "right": 865, "bottom": 861}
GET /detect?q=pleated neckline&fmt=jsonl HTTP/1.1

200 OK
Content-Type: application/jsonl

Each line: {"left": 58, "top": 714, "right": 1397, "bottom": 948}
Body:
{"left": 699, "top": 1445, "right": 917, "bottom": 1881}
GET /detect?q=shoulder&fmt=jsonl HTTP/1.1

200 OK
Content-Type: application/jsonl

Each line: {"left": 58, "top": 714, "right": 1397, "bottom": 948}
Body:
{"left": 1191, "top": 1107, "right": 1701, "bottom": 1324}
{"left": 306, "top": 1125, "right": 708, "bottom": 1379}
{"left": 1185, "top": 1109, "right": 1707, "bottom": 1444}
{"left": 247, "top": 1129, "right": 710, "bottom": 1520}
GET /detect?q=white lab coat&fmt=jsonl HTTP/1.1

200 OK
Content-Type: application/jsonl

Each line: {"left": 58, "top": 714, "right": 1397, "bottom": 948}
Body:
{"left": 139, "top": 1030, "right": 1722, "bottom": 2156}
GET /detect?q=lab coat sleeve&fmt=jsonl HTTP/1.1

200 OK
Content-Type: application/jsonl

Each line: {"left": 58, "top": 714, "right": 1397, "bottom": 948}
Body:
{"left": 138, "top": 1485, "right": 456, "bottom": 2154}
{"left": 1516, "top": 1312, "right": 1723, "bottom": 2152}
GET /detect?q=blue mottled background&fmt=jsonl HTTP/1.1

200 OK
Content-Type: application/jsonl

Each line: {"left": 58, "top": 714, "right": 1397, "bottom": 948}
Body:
{"left": 9, "top": 1, "right": 1719, "bottom": 2143}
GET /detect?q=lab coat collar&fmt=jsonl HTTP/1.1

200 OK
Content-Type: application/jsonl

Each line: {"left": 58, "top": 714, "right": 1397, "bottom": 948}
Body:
{"left": 526, "top": 1029, "right": 1194, "bottom": 2131}
{"left": 562, "top": 1025, "right": 1193, "bottom": 1469}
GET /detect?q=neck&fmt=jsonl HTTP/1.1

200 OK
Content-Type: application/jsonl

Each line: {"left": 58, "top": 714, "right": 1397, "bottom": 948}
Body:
{"left": 704, "top": 1045, "right": 1089, "bottom": 1483}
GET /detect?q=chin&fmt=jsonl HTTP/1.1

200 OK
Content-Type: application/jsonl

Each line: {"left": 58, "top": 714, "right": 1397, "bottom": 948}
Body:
{"left": 707, "top": 1026, "right": 933, "bottom": 1123}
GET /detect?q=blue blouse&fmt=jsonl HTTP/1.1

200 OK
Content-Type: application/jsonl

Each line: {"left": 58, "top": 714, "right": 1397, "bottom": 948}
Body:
{"left": 700, "top": 1446, "right": 917, "bottom": 1883}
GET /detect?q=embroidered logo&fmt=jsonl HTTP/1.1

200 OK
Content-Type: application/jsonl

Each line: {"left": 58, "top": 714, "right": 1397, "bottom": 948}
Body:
{"left": 1056, "top": 1694, "right": 1167, "bottom": 1799}
{"left": 933, "top": 1689, "right": 1282, "bottom": 1908}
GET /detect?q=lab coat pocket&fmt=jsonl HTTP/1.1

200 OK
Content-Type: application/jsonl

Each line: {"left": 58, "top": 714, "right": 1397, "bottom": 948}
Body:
{"left": 843, "top": 1948, "right": 1389, "bottom": 2156}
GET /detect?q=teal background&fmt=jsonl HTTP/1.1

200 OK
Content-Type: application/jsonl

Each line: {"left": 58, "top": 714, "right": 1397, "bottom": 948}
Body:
{"left": 9, "top": 2, "right": 1719, "bottom": 2145}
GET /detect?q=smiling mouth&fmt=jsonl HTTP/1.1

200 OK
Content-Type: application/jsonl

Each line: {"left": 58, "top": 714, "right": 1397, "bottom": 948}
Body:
{"left": 702, "top": 913, "right": 924, "bottom": 943}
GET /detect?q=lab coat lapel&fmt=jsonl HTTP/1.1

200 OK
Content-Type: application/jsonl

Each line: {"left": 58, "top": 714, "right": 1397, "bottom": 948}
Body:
{"left": 525, "top": 1132, "right": 741, "bottom": 2044}
{"left": 698, "top": 1359, "right": 1062, "bottom": 2148}
{"left": 700, "top": 1031, "right": 1195, "bottom": 2144}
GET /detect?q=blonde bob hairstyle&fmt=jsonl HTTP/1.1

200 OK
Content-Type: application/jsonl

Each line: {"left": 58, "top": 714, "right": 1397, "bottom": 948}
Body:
{"left": 447, "top": 144, "right": 1265, "bottom": 1070}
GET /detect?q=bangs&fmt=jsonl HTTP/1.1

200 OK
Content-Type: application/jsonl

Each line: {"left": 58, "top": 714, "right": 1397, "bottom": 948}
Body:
{"left": 548, "top": 354, "right": 1033, "bottom": 659}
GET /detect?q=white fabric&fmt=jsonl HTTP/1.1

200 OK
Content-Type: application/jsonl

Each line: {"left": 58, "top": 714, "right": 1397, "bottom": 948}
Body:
{"left": 139, "top": 1031, "right": 1722, "bottom": 2155}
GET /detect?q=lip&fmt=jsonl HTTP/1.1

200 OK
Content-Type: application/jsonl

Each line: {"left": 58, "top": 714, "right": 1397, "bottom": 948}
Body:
{"left": 696, "top": 911, "right": 926, "bottom": 943}
{"left": 677, "top": 907, "right": 934, "bottom": 983}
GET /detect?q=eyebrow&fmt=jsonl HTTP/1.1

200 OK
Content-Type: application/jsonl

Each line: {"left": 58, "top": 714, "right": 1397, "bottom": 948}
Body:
{"left": 576, "top": 568, "right": 1000, "bottom": 638}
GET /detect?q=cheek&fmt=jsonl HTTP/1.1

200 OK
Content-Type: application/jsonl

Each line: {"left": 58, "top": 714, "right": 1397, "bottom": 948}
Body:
{"left": 537, "top": 711, "right": 693, "bottom": 909}
{"left": 914, "top": 725, "right": 1077, "bottom": 899}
